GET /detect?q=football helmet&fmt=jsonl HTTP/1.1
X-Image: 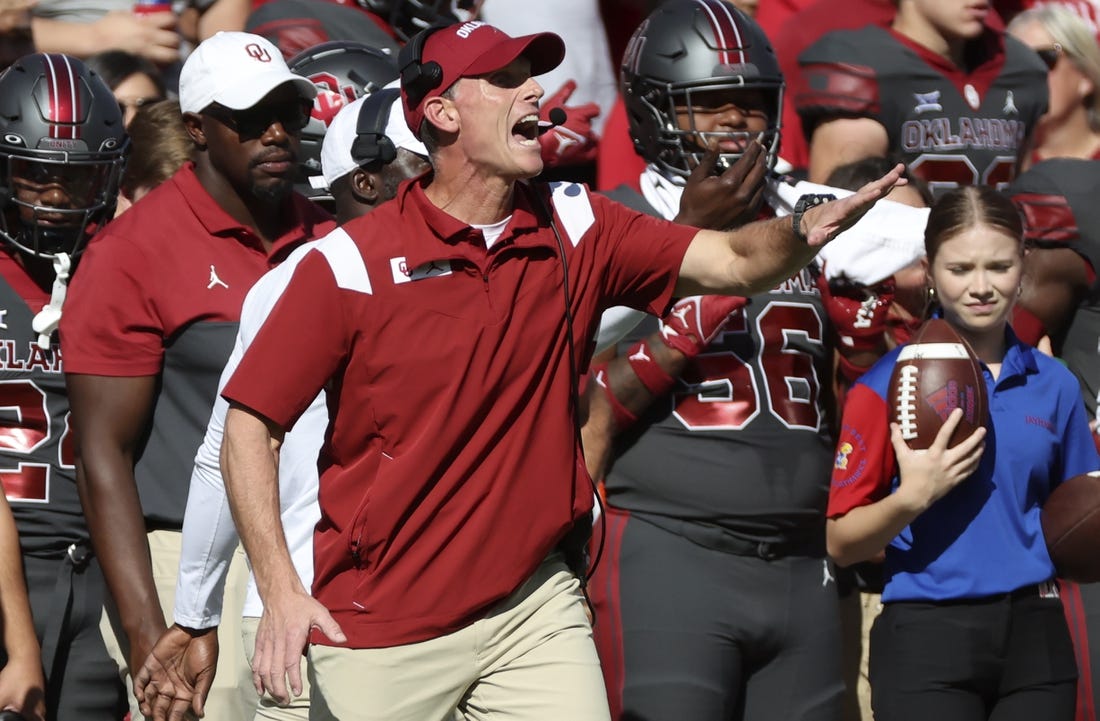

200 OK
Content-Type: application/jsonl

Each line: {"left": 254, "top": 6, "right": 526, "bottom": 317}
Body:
{"left": 288, "top": 41, "right": 398, "bottom": 202}
{"left": 355, "top": 0, "right": 482, "bottom": 42}
{"left": 621, "top": 0, "right": 783, "bottom": 179}
{"left": 0, "top": 53, "right": 128, "bottom": 259}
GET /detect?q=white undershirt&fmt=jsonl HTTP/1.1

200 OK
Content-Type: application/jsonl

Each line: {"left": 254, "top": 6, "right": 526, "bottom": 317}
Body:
{"left": 472, "top": 215, "right": 512, "bottom": 248}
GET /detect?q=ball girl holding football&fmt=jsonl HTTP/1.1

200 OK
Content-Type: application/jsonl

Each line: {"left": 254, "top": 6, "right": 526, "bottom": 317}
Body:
{"left": 826, "top": 185, "right": 1099, "bottom": 721}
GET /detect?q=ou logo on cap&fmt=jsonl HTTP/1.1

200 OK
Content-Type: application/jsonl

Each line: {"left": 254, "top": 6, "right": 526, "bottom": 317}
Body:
{"left": 245, "top": 43, "right": 272, "bottom": 63}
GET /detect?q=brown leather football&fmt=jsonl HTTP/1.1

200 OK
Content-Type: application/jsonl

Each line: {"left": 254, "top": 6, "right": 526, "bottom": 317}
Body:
{"left": 1042, "top": 471, "right": 1100, "bottom": 583}
{"left": 888, "top": 318, "right": 988, "bottom": 450}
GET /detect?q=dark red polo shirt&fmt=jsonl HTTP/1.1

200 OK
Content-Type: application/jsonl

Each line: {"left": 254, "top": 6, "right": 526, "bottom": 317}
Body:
{"left": 223, "top": 177, "right": 696, "bottom": 648}
{"left": 60, "top": 162, "right": 335, "bottom": 526}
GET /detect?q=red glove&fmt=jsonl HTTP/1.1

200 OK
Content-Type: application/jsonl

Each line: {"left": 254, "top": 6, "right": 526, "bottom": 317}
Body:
{"left": 539, "top": 80, "right": 600, "bottom": 167}
{"left": 816, "top": 273, "right": 894, "bottom": 353}
{"left": 658, "top": 295, "right": 748, "bottom": 359}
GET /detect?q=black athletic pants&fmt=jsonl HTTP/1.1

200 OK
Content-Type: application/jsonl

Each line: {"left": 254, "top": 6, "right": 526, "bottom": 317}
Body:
{"left": 590, "top": 507, "right": 844, "bottom": 721}
{"left": 869, "top": 590, "right": 1077, "bottom": 721}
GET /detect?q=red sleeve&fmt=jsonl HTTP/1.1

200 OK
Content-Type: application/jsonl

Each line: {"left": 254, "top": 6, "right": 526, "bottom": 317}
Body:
{"left": 222, "top": 248, "right": 353, "bottom": 430}
{"left": 60, "top": 232, "right": 164, "bottom": 376}
{"left": 793, "top": 29, "right": 882, "bottom": 140}
{"left": 588, "top": 191, "right": 696, "bottom": 316}
{"left": 595, "top": 96, "right": 646, "bottom": 193}
{"left": 828, "top": 382, "right": 896, "bottom": 517}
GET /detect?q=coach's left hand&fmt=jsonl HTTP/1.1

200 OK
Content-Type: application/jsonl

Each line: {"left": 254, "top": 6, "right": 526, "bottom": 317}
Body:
{"left": 251, "top": 589, "right": 345, "bottom": 705}
{"left": 799, "top": 163, "right": 907, "bottom": 247}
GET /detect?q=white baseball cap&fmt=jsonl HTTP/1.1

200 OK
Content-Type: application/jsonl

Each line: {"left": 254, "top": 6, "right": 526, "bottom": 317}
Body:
{"left": 315, "top": 81, "right": 429, "bottom": 190}
{"left": 179, "top": 31, "right": 318, "bottom": 114}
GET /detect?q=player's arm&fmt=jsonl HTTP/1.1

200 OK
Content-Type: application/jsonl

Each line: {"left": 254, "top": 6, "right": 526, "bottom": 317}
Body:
{"left": 134, "top": 394, "right": 237, "bottom": 721}
{"left": 676, "top": 161, "right": 904, "bottom": 297}
{"left": 582, "top": 295, "right": 747, "bottom": 480}
{"left": 67, "top": 373, "right": 166, "bottom": 680}
{"left": 827, "top": 409, "right": 985, "bottom": 566}
{"left": 222, "top": 403, "right": 343, "bottom": 705}
{"left": 0, "top": 494, "right": 45, "bottom": 721}
{"left": 1015, "top": 247, "right": 1090, "bottom": 349}
{"left": 31, "top": 11, "right": 180, "bottom": 62}
{"left": 807, "top": 117, "right": 889, "bottom": 184}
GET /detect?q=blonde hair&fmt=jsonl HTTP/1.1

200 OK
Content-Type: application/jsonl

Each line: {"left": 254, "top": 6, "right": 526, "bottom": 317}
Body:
{"left": 1010, "top": 4, "right": 1100, "bottom": 131}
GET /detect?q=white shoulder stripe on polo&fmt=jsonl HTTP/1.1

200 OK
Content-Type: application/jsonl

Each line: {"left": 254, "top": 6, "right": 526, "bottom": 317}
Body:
{"left": 549, "top": 181, "right": 595, "bottom": 247}
{"left": 317, "top": 228, "right": 372, "bottom": 294}
{"left": 897, "top": 342, "right": 969, "bottom": 361}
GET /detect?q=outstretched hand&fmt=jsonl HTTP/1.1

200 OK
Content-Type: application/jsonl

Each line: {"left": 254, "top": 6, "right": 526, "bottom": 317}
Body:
{"left": 675, "top": 144, "right": 767, "bottom": 230}
{"left": 800, "top": 163, "right": 906, "bottom": 247}
{"left": 134, "top": 625, "right": 218, "bottom": 721}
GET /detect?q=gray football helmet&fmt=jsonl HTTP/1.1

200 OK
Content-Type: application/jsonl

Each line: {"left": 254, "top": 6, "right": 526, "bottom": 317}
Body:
{"left": 355, "top": 0, "right": 481, "bottom": 42}
{"left": 288, "top": 41, "right": 398, "bottom": 203}
{"left": 621, "top": 0, "right": 783, "bottom": 179}
{"left": 0, "top": 53, "right": 128, "bottom": 259}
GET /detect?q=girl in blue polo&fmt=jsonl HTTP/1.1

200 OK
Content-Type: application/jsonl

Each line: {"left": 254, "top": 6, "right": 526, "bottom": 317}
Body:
{"left": 827, "top": 185, "right": 1099, "bottom": 721}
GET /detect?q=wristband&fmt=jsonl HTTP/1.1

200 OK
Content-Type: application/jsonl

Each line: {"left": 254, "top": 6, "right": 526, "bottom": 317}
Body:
{"left": 591, "top": 364, "right": 638, "bottom": 430}
{"left": 626, "top": 338, "right": 678, "bottom": 397}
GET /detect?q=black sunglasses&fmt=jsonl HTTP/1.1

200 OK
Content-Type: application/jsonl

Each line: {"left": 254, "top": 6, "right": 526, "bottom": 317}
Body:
{"left": 204, "top": 98, "right": 312, "bottom": 137}
{"left": 1036, "top": 43, "right": 1064, "bottom": 71}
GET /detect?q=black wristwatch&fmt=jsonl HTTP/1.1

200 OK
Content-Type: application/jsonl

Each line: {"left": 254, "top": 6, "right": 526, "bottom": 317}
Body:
{"left": 791, "top": 193, "right": 836, "bottom": 243}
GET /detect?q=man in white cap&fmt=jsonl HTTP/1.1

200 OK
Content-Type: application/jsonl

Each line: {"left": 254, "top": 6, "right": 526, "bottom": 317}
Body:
{"left": 132, "top": 88, "right": 430, "bottom": 721}
{"left": 59, "top": 31, "right": 336, "bottom": 721}
{"left": 221, "top": 20, "right": 904, "bottom": 721}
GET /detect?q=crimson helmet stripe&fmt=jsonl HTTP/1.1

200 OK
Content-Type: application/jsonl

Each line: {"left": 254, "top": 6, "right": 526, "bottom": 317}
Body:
{"left": 42, "top": 53, "right": 82, "bottom": 140}
{"left": 697, "top": 0, "right": 746, "bottom": 67}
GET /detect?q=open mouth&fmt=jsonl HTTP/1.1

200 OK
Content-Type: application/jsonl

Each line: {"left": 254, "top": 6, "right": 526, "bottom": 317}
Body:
{"left": 511, "top": 114, "right": 540, "bottom": 147}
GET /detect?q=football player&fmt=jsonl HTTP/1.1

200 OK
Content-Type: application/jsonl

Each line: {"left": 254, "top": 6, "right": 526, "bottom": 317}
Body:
{"left": 0, "top": 53, "right": 129, "bottom": 720}
{"left": 794, "top": 0, "right": 1049, "bottom": 193}
{"left": 584, "top": 3, "right": 846, "bottom": 719}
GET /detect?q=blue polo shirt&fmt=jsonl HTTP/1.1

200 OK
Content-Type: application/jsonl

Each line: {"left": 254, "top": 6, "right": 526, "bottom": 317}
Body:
{"left": 829, "top": 328, "right": 1100, "bottom": 602}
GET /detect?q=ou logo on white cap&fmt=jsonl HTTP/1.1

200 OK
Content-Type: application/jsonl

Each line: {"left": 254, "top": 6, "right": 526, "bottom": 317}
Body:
{"left": 245, "top": 43, "right": 272, "bottom": 62}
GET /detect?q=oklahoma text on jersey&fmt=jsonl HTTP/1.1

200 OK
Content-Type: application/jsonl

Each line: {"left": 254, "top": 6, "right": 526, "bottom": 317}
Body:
{"left": 0, "top": 340, "right": 62, "bottom": 374}
{"left": 901, "top": 117, "right": 1025, "bottom": 153}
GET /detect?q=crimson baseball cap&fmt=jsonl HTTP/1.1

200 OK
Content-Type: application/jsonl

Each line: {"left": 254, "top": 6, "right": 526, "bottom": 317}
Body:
{"left": 400, "top": 21, "right": 565, "bottom": 138}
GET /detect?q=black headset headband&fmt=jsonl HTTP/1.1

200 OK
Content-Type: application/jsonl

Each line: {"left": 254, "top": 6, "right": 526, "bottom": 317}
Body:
{"left": 350, "top": 86, "right": 401, "bottom": 167}
{"left": 397, "top": 24, "right": 448, "bottom": 114}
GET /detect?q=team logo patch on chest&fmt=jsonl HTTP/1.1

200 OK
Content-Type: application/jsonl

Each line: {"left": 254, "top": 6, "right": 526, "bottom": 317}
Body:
{"left": 390, "top": 257, "right": 452, "bottom": 285}
{"left": 913, "top": 90, "right": 943, "bottom": 114}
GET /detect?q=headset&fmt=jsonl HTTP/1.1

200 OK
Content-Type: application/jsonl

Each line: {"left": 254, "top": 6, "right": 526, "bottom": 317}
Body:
{"left": 397, "top": 24, "right": 448, "bottom": 114}
{"left": 351, "top": 87, "right": 401, "bottom": 167}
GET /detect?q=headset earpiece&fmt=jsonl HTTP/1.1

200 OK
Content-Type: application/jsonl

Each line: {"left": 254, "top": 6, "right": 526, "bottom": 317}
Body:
{"left": 351, "top": 87, "right": 400, "bottom": 167}
{"left": 398, "top": 24, "right": 448, "bottom": 112}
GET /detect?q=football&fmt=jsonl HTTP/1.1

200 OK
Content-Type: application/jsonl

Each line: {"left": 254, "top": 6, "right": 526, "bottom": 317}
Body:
{"left": 888, "top": 318, "right": 988, "bottom": 450}
{"left": 1042, "top": 471, "right": 1100, "bottom": 583}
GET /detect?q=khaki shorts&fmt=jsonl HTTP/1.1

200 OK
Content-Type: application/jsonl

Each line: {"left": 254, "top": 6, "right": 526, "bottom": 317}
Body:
{"left": 307, "top": 555, "right": 610, "bottom": 721}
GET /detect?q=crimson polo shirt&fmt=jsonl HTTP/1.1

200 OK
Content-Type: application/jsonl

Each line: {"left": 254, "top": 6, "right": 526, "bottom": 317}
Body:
{"left": 60, "top": 162, "right": 335, "bottom": 526}
{"left": 223, "top": 177, "right": 697, "bottom": 648}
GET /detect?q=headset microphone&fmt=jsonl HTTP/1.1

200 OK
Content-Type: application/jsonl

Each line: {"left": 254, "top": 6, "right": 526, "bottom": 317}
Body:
{"left": 548, "top": 107, "right": 567, "bottom": 127}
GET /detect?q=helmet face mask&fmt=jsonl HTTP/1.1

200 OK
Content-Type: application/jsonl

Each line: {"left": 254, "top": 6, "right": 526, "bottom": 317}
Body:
{"left": 0, "top": 53, "right": 128, "bottom": 260}
{"left": 288, "top": 41, "right": 398, "bottom": 205}
{"left": 621, "top": 0, "right": 783, "bottom": 180}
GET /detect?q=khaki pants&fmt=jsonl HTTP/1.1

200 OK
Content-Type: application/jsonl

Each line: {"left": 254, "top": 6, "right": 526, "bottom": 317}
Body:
{"left": 101, "top": 530, "right": 259, "bottom": 721}
{"left": 307, "top": 555, "right": 609, "bottom": 721}
{"left": 243, "top": 615, "right": 310, "bottom": 720}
